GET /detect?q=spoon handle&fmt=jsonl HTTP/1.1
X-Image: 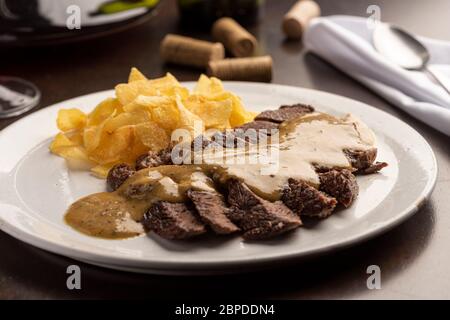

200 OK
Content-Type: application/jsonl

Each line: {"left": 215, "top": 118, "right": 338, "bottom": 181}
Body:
{"left": 424, "top": 67, "right": 450, "bottom": 95}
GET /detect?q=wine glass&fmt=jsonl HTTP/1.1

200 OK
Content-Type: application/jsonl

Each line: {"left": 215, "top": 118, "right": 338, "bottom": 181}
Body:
{"left": 0, "top": 76, "right": 41, "bottom": 118}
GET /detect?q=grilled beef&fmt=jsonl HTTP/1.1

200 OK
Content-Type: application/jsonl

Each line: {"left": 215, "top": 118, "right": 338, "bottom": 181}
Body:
{"left": 319, "top": 169, "right": 358, "bottom": 208}
{"left": 187, "top": 190, "right": 239, "bottom": 234}
{"left": 282, "top": 178, "right": 338, "bottom": 218}
{"left": 227, "top": 179, "right": 302, "bottom": 240}
{"left": 106, "top": 102, "right": 388, "bottom": 241}
{"left": 106, "top": 163, "right": 135, "bottom": 191}
{"left": 356, "top": 162, "right": 388, "bottom": 175}
{"left": 135, "top": 147, "right": 173, "bottom": 171}
{"left": 142, "top": 202, "right": 206, "bottom": 240}
{"left": 236, "top": 120, "right": 280, "bottom": 133}
{"left": 344, "top": 148, "right": 377, "bottom": 170}
{"left": 255, "top": 103, "right": 314, "bottom": 123}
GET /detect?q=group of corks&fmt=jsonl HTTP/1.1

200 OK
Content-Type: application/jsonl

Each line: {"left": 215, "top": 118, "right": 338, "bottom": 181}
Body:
{"left": 160, "top": 17, "right": 270, "bottom": 82}
{"left": 160, "top": 0, "right": 320, "bottom": 82}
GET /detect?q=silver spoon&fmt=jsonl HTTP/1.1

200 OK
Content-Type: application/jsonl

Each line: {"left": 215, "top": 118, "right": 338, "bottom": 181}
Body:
{"left": 373, "top": 23, "right": 450, "bottom": 95}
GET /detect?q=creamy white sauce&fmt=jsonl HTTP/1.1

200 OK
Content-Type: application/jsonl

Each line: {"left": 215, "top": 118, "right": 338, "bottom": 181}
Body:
{"left": 115, "top": 212, "right": 145, "bottom": 234}
{"left": 65, "top": 112, "right": 377, "bottom": 238}
{"left": 203, "top": 112, "right": 376, "bottom": 200}
{"left": 158, "top": 176, "right": 180, "bottom": 197}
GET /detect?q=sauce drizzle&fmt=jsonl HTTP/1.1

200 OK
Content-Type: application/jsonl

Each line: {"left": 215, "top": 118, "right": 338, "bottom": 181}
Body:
{"left": 65, "top": 112, "right": 376, "bottom": 239}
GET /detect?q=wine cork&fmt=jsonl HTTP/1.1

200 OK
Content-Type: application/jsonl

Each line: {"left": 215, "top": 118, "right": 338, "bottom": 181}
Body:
{"left": 207, "top": 56, "right": 272, "bottom": 82}
{"left": 212, "top": 17, "right": 258, "bottom": 57}
{"left": 160, "top": 34, "right": 225, "bottom": 68}
{"left": 282, "top": 0, "right": 321, "bottom": 39}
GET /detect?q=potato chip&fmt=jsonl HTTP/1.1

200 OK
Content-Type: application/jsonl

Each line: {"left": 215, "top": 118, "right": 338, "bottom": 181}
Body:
{"left": 87, "top": 98, "right": 122, "bottom": 127}
{"left": 124, "top": 95, "right": 171, "bottom": 111}
{"left": 148, "top": 72, "right": 180, "bottom": 88}
{"left": 127, "top": 135, "right": 150, "bottom": 162}
{"left": 228, "top": 94, "right": 255, "bottom": 127}
{"left": 50, "top": 132, "right": 90, "bottom": 162}
{"left": 57, "top": 109, "right": 87, "bottom": 132}
{"left": 83, "top": 126, "right": 100, "bottom": 152}
{"left": 55, "top": 146, "right": 90, "bottom": 162}
{"left": 83, "top": 121, "right": 110, "bottom": 153}
{"left": 50, "top": 132, "right": 77, "bottom": 150}
{"left": 175, "top": 95, "right": 204, "bottom": 136}
{"left": 184, "top": 95, "right": 232, "bottom": 129}
{"left": 193, "top": 75, "right": 254, "bottom": 126}
{"left": 149, "top": 73, "right": 189, "bottom": 98}
{"left": 103, "top": 109, "right": 151, "bottom": 134}
{"left": 50, "top": 68, "right": 256, "bottom": 178}
{"left": 89, "top": 125, "right": 134, "bottom": 164}
{"left": 128, "top": 67, "right": 147, "bottom": 82}
{"left": 67, "top": 131, "right": 84, "bottom": 146}
{"left": 125, "top": 95, "right": 180, "bottom": 132}
{"left": 116, "top": 73, "right": 188, "bottom": 105}
{"left": 134, "top": 121, "right": 169, "bottom": 151}
{"left": 115, "top": 80, "right": 157, "bottom": 106}
{"left": 194, "top": 74, "right": 224, "bottom": 96}
{"left": 199, "top": 91, "right": 254, "bottom": 127}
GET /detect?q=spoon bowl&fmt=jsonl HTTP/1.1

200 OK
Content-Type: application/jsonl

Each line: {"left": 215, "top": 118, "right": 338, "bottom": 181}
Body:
{"left": 373, "top": 24, "right": 429, "bottom": 69}
{"left": 373, "top": 23, "right": 450, "bottom": 94}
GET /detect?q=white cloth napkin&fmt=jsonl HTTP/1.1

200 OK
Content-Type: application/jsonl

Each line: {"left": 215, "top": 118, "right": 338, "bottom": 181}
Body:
{"left": 303, "top": 15, "right": 450, "bottom": 136}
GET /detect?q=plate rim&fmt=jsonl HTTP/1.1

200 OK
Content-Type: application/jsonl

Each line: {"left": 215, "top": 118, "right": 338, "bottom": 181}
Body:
{"left": 0, "top": 82, "right": 438, "bottom": 272}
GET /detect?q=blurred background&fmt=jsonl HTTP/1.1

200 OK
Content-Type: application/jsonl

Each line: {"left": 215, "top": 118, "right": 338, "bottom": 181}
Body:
{"left": 2, "top": 0, "right": 450, "bottom": 121}
{"left": 0, "top": 0, "right": 450, "bottom": 116}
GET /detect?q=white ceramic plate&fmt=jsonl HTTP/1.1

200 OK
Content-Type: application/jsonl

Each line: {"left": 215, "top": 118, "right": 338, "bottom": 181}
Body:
{"left": 0, "top": 82, "right": 437, "bottom": 275}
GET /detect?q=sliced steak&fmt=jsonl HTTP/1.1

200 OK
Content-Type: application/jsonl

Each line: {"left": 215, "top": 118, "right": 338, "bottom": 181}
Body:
{"left": 316, "top": 148, "right": 386, "bottom": 175}
{"left": 227, "top": 179, "right": 302, "bottom": 240}
{"left": 255, "top": 103, "right": 314, "bottom": 123}
{"left": 191, "top": 131, "right": 237, "bottom": 150}
{"left": 319, "top": 169, "right": 358, "bottom": 208}
{"left": 218, "top": 128, "right": 280, "bottom": 148}
{"left": 135, "top": 146, "right": 173, "bottom": 171}
{"left": 191, "top": 134, "right": 218, "bottom": 150}
{"left": 187, "top": 190, "right": 239, "bottom": 234}
{"left": 344, "top": 148, "right": 377, "bottom": 170}
{"left": 194, "top": 130, "right": 251, "bottom": 149}
{"left": 106, "top": 163, "right": 135, "bottom": 191}
{"left": 236, "top": 120, "right": 279, "bottom": 133}
{"left": 282, "top": 178, "right": 337, "bottom": 219}
{"left": 158, "top": 146, "right": 173, "bottom": 164}
{"left": 356, "top": 161, "right": 388, "bottom": 175}
{"left": 142, "top": 201, "right": 206, "bottom": 240}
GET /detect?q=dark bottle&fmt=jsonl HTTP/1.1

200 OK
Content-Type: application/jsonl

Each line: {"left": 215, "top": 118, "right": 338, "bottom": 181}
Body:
{"left": 177, "top": 0, "right": 264, "bottom": 27}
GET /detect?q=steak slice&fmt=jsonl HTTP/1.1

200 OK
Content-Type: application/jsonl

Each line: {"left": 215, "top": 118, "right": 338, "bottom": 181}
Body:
{"left": 236, "top": 120, "right": 279, "bottom": 133}
{"left": 255, "top": 103, "right": 314, "bottom": 123}
{"left": 135, "top": 146, "right": 173, "bottom": 171}
{"left": 194, "top": 130, "right": 256, "bottom": 149}
{"left": 344, "top": 148, "right": 377, "bottom": 170}
{"left": 187, "top": 190, "right": 239, "bottom": 234}
{"left": 227, "top": 179, "right": 302, "bottom": 240}
{"left": 107, "top": 163, "right": 135, "bottom": 191}
{"left": 142, "top": 201, "right": 206, "bottom": 240}
{"left": 319, "top": 169, "right": 358, "bottom": 208}
{"left": 356, "top": 162, "right": 388, "bottom": 175}
{"left": 282, "top": 178, "right": 337, "bottom": 218}
{"left": 344, "top": 148, "right": 388, "bottom": 174}
{"left": 191, "top": 134, "right": 219, "bottom": 150}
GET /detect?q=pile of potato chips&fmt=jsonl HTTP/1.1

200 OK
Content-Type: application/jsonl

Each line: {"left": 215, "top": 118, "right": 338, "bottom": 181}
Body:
{"left": 50, "top": 68, "right": 256, "bottom": 177}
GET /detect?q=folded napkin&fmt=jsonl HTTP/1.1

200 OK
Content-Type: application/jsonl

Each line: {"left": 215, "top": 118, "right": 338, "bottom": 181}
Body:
{"left": 304, "top": 15, "right": 450, "bottom": 136}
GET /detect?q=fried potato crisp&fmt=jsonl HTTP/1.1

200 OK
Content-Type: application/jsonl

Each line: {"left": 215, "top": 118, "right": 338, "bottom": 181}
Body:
{"left": 50, "top": 68, "right": 255, "bottom": 177}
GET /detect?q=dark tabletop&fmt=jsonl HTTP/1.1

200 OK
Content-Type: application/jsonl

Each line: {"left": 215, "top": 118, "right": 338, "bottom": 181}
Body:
{"left": 1, "top": 0, "right": 449, "bottom": 299}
